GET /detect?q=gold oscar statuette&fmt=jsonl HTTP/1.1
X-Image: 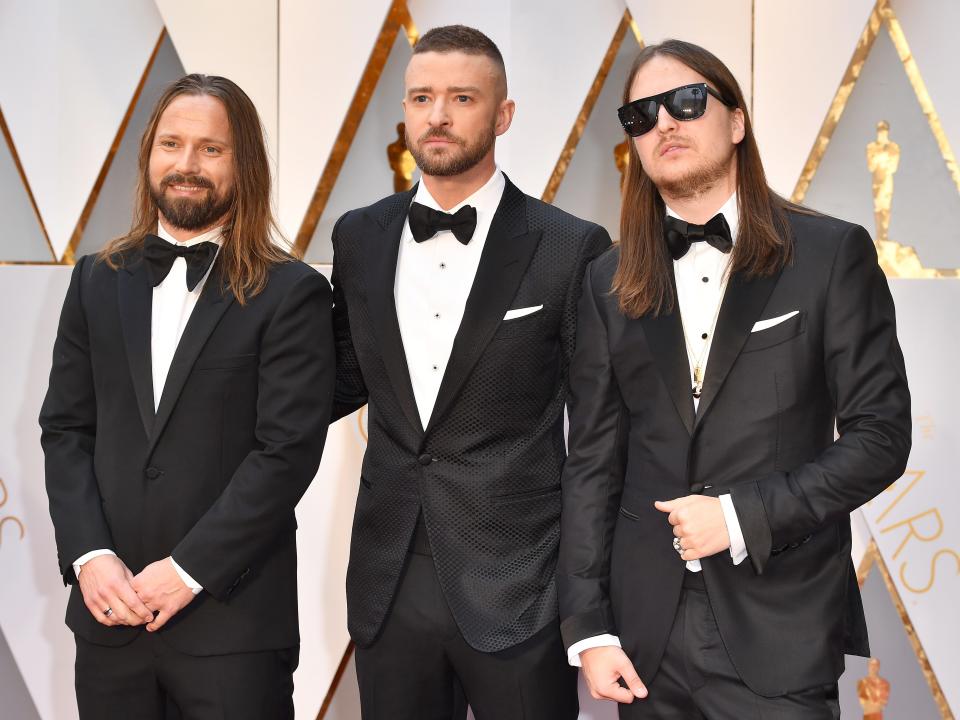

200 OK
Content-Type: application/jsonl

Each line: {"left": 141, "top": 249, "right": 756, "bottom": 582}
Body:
{"left": 857, "top": 657, "right": 891, "bottom": 720}
{"left": 387, "top": 122, "right": 416, "bottom": 193}
{"left": 865, "top": 120, "right": 959, "bottom": 278}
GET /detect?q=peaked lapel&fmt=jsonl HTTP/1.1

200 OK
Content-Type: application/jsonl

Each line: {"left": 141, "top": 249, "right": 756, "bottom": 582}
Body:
{"left": 695, "top": 269, "right": 781, "bottom": 426}
{"left": 147, "top": 264, "right": 235, "bottom": 457}
{"left": 364, "top": 188, "right": 424, "bottom": 436}
{"left": 638, "top": 268, "right": 695, "bottom": 435}
{"left": 118, "top": 255, "right": 155, "bottom": 439}
{"left": 425, "top": 179, "right": 542, "bottom": 434}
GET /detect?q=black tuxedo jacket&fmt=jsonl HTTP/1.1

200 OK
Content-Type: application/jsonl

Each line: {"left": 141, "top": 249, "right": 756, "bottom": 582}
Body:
{"left": 559, "top": 211, "right": 911, "bottom": 696}
{"left": 331, "top": 178, "right": 611, "bottom": 652}
{"left": 39, "top": 250, "right": 334, "bottom": 655}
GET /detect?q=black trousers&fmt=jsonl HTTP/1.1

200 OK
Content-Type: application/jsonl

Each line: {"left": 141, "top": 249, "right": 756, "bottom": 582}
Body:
{"left": 354, "top": 518, "right": 578, "bottom": 720}
{"left": 74, "top": 631, "right": 296, "bottom": 720}
{"left": 620, "top": 572, "right": 840, "bottom": 720}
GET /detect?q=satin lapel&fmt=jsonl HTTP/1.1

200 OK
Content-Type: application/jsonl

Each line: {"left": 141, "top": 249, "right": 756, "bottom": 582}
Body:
{"left": 695, "top": 269, "right": 781, "bottom": 426}
{"left": 147, "top": 268, "right": 234, "bottom": 457}
{"left": 638, "top": 273, "right": 695, "bottom": 435}
{"left": 118, "top": 256, "right": 155, "bottom": 438}
{"left": 364, "top": 189, "right": 423, "bottom": 436}
{"left": 425, "top": 180, "right": 541, "bottom": 434}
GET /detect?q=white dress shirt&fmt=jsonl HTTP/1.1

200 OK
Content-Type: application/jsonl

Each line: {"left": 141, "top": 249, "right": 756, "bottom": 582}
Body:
{"left": 72, "top": 221, "right": 222, "bottom": 594}
{"left": 395, "top": 168, "right": 506, "bottom": 427}
{"left": 567, "top": 193, "right": 749, "bottom": 666}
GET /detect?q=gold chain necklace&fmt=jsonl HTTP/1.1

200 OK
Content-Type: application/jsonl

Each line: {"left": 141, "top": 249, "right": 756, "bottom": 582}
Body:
{"left": 680, "top": 278, "right": 727, "bottom": 399}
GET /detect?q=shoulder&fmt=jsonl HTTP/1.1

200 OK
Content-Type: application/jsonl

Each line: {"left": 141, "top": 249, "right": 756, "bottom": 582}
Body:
{"left": 583, "top": 243, "right": 621, "bottom": 290}
{"left": 335, "top": 190, "right": 413, "bottom": 237}
{"left": 269, "top": 258, "right": 331, "bottom": 291}
{"left": 522, "top": 194, "right": 607, "bottom": 241}
{"left": 786, "top": 207, "right": 870, "bottom": 253}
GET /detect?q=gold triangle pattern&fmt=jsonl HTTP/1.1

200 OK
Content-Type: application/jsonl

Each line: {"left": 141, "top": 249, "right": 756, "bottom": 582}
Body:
{"left": 791, "top": 0, "right": 960, "bottom": 279}
{"left": 294, "top": 0, "right": 418, "bottom": 255}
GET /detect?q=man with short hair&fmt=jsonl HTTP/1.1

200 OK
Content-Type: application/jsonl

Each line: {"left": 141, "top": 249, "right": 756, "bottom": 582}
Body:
{"left": 559, "top": 40, "right": 911, "bottom": 718}
{"left": 332, "top": 24, "right": 610, "bottom": 720}
{"left": 40, "top": 74, "right": 334, "bottom": 719}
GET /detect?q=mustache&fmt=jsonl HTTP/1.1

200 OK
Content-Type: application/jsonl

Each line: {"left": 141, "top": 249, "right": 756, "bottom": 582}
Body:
{"left": 417, "top": 128, "right": 465, "bottom": 145}
{"left": 160, "top": 173, "right": 215, "bottom": 190}
{"left": 655, "top": 135, "right": 692, "bottom": 152}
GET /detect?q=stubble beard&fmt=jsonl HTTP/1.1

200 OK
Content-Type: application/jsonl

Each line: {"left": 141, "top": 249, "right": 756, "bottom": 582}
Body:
{"left": 407, "top": 123, "right": 496, "bottom": 178}
{"left": 650, "top": 145, "right": 735, "bottom": 201}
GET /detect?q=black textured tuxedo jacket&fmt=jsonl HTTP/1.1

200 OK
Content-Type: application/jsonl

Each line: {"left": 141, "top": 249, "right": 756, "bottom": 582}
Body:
{"left": 331, "top": 178, "right": 611, "bottom": 652}
{"left": 39, "top": 250, "right": 334, "bottom": 655}
{"left": 559, "top": 211, "right": 912, "bottom": 697}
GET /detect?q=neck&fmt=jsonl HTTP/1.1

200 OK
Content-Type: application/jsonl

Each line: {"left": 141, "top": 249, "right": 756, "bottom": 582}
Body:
{"left": 660, "top": 167, "right": 737, "bottom": 225}
{"left": 158, "top": 214, "right": 223, "bottom": 243}
{"left": 421, "top": 154, "right": 497, "bottom": 211}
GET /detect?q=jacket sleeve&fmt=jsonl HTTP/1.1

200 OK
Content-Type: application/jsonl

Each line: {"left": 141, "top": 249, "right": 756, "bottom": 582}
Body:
{"left": 172, "top": 269, "right": 336, "bottom": 599}
{"left": 38, "top": 256, "right": 114, "bottom": 583}
{"left": 731, "top": 224, "right": 912, "bottom": 573}
{"left": 330, "top": 212, "right": 369, "bottom": 422}
{"left": 558, "top": 259, "right": 628, "bottom": 648}
{"left": 559, "top": 224, "right": 613, "bottom": 375}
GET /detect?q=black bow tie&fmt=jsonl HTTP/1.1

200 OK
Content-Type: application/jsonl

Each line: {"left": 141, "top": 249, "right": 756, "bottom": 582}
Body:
{"left": 664, "top": 213, "right": 733, "bottom": 260}
{"left": 143, "top": 234, "right": 219, "bottom": 291}
{"left": 408, "top": 202, "right": 478, "bottom": 245}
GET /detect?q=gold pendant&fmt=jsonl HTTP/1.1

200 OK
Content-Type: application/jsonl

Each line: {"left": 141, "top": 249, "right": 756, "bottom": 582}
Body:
{"left": 693, "top": 366, "right": 703, "bottom": 398}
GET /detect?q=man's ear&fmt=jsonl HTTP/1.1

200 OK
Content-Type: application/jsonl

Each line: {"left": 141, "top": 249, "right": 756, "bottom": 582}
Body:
{"left": 731, "top": 107, "right": 746, "bottom": 145}
{"left": 495, "top": 98, "right": 516, "bottom": 137}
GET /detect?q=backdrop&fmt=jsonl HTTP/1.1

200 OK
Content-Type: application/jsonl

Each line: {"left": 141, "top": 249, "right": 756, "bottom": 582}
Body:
{"left": 0, "top": 1, "right": 956, "bottom": 718}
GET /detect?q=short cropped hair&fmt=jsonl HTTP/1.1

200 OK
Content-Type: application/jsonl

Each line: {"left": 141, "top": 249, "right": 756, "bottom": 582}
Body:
{"left": 413, "top": 25, "right": 506, "bottom": 88}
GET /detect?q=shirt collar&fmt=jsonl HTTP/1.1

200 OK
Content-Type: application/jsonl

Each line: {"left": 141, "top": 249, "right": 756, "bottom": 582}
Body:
{"left": 664, "top": 191, "right": 739, "bottom": 246}
{"left": 156, "top": 220, "right": 225, "bottom": 248}
{"left": 406, "top": 167, "right": 505, "bottom": 243}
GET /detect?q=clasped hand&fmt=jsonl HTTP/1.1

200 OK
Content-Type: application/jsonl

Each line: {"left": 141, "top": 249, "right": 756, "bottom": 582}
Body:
{"left": 655, "top": 494, "right": 730, "bottom": 561}
{"left": 77, "top": 555, "right": 197, "bottom": 632}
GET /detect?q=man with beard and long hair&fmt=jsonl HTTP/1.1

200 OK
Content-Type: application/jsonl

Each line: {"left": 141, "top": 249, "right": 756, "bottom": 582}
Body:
{"left": 39, "top": 74, "right": 334, "bottom": 719}
{"left": 558, "top": 40, "right": 911, "bottom": 718}
{"left": 331, "top": 24, "right": 610, "bottom": 720}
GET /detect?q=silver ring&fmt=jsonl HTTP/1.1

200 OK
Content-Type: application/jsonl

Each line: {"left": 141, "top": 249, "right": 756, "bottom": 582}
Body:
{"left": 103, "top": 607, "right": 113, "bottom": 617}
{"left": 672, "top": 537, "right": 683, "bottom": 555}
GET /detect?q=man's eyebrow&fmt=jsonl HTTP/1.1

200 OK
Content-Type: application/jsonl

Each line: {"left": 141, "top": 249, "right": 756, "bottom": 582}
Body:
{"left": 448, "top": 86, "right": 481, "bottom": 94}
{"left": 407, "top": 86, "right": 432, "bottom": 95}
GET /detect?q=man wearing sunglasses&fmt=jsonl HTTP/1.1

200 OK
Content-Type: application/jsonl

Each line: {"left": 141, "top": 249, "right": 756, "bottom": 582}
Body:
{"left": 559, "top": 40, "right": 911, "bottom": 718}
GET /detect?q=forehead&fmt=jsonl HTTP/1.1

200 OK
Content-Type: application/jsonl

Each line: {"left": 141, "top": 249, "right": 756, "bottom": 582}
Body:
{"left": 404, "top": 50, "right": 499, "bottom": 90}
{"left": 156, "top": 94, "right": 230, "bottom": 138}
{"left": 628, "top": 55, "right": 709, "bottom": 101}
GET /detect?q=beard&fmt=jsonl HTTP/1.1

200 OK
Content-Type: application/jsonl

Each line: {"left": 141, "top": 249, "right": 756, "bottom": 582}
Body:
{"left": 648, "top": 140, "right": 734, "bottom": 200}
{"left": 150, "top": 173, "right": 234, "bottom": 231}
{"left": 407, "top": 122, "right": 496, "bottom": 177}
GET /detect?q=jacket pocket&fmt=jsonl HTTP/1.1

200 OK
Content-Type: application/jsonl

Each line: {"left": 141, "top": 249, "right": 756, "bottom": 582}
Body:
{"left": 490, "top": 485, "right": 561, "bottom": 504}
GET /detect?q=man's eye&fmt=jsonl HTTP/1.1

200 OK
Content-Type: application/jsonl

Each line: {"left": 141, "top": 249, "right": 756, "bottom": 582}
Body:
{"left": 413, "top": 95, "right": 429, "bottom": 103}
{"left": 456, "top": 95, "right": 471, "bottom": 103}
{"left": 160, "top": 140, "right": 177, "bottom": 148}
{"left": 203, "top": 146, "right": 219, "bottom": 154}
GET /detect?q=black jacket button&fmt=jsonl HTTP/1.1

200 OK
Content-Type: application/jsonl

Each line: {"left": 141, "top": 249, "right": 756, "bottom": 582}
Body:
{"left": 418, "top": 454, "right": 433, "bottom": 466}
{"left": 689, "top": 482, "right": 705, "bottom": 494}
{"left": 144, "top": 467, "right": 162, "bottom": 480}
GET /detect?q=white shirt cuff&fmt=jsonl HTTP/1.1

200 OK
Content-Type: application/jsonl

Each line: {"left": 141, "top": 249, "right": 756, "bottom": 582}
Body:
{"left": 170, "top": 557, "right": 203, "bottom": 594}
{"left": 72, "top": 549, "right": 116, "bottom": 577}
{"left": 567, "top": 634, "right": 622, "bottom": 667}
{"left": 719, "top": 493, "right": 748, "bottom": 565}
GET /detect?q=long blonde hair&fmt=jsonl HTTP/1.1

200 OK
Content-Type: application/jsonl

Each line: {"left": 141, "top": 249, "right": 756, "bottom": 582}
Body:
{"left": 99, "top": 74, "right": 291, "bottom": 304}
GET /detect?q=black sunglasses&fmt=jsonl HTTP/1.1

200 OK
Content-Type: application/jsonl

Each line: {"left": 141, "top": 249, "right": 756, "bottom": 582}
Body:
{"left": 618, "top": 83, "right": 734, "bottom": 137}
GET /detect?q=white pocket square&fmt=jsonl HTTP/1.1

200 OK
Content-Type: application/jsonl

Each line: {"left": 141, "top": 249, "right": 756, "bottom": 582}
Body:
{"left": 751, "top": 310, "right": 799, "bottom": 333}
{"left": 503, "top": 305, "right": 543, "bottom": 321}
